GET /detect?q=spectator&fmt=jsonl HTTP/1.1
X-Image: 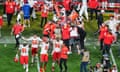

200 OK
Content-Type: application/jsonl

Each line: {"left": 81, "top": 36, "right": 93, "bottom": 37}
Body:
{"left": 111, "top": 65, "right": 118, "bottom": 72}
{"left": 94, "top": 63, "right": 103, "bottom": 72}
{"left": 5, "top": 0, "right": 16, "bottom": 26}
{"left": 80, "top": 48, "right": 90, "bottom": 72}
{"left": 101, "top": 54, "right": 111, "bottom": 72}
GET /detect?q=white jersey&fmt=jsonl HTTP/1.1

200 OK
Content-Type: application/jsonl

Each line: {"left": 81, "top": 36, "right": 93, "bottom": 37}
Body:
{"left": 53, "top": 40, "right": 63, "bottom": 52}
{"left": 19, "top": 44, "right": 29, "bottom": 56}
{"left": 28, "top": 0, "right": 35, "bottom": 7}
{"left": 70, "top": 27, "right": 78, "bottom": 37}
{"left": 40, "top": 42, "right": 49, "bottom": 54}
{"left": 27, "top": 37, "right": 42, "bottom": 48}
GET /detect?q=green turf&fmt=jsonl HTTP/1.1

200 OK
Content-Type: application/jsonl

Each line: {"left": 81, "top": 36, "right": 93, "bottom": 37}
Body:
{"left": 0, "top": 44, "right": 120, "bottom": 72}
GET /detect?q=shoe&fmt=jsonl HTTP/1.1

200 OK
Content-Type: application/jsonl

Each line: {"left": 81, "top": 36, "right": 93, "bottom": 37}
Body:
{"left": 26, "top": 68, "right": 28, "bottom": 72}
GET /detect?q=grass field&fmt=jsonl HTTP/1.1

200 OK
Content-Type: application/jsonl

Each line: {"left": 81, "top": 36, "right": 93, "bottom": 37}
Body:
{"left": 0, "top": 5, "right": 120, "bottom": 72}
{"left": 0, "top": 44, "right": 120, "bottom": 72}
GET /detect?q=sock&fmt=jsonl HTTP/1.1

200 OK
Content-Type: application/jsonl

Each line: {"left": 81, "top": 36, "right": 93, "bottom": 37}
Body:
{"left": 52, "top": 62, "right": 55, "bottom": 71}
{"left": 25, "top": 64, "right": 28, "bottom": 72}
{"left": 23, "top": 64, "right": 25, "bottom": 69}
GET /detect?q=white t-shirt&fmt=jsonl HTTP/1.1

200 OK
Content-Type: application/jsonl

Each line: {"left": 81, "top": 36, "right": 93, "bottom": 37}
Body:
{"left": 40, "top": 42, "right": 49, "bottom": 54}
{"left": 19, "top": 44, "right": 29, "bottom": 56}
{"left": 70, "top": 27, "right": 78, "bottom": 37}
{"left": 53, "top": 40, "right": 63, "bottom": 52}
{"left": 27, "top": 37, "right": 42, "bottom": 48}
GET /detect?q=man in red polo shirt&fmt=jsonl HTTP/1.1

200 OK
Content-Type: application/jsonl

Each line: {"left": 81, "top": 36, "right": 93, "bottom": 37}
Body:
{"left": 11, "top": 22, "right": 24, "bottom": 48}
{"left": 103, "top": 31, "right": 115, "bottom": 55}
{"left": 59, "top": 43, "right": 69, "bottom": 72}
{"left": 99, "top": 24, "right": 108, "bottom": 50}
{"left": 88, "top": 0, "right": 99, "bottom": 20}
{"left": 63, "top": 0, "right": 71, "bottom": 16}
{"left": 5, "top": 0, "right": 16, "bottom": 26}
{"left": 61, "top": 24, "right": 70, "bottom": 49}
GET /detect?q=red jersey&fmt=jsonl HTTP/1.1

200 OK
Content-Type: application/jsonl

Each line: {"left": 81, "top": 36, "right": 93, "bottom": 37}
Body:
{"left": 43, "top": 23, "right": 50, "bottom": 35}
{"left": 41, "top": 5, "right": 48, "bottom": 17}
{"left": 60, "top": 45, "right": 69, "bottom": 59}
{"left": 0, "top": 16, "right": 3, "bottom": 27}
{"left": 63, "top": 0, "right": 71, "bottom": 11}
{"left": 99, "top": 25, "right": 108, "bottom": 40}
{"left": 103, "top": 32, "right": 115, "bottom": 45}
{"left": 88, "top": 0, "right": 99, "bottom": 9}
{"left": 5, "top": 1, "right": 16, "bottom": 14}
{"left": 50, "top": 23, "right": 56, "bottom": 39}
{"left": 12, "top": 24, "right": 23, "bottom": 35}
{"left": 61, "top": 25, "right": 70, "bottom": 40}
{"left": 41, "top": 10, "right": 48, "bottom": 17}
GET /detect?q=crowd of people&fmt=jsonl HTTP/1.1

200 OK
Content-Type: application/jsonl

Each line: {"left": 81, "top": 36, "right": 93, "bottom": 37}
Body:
{"left": 0, "top": 0, "right": 120, "bottom": 72}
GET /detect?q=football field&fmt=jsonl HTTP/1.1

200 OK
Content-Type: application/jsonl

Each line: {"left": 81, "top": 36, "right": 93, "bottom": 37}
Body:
{"left": 0, "top": 5, "right": 120, "bottom": 71}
